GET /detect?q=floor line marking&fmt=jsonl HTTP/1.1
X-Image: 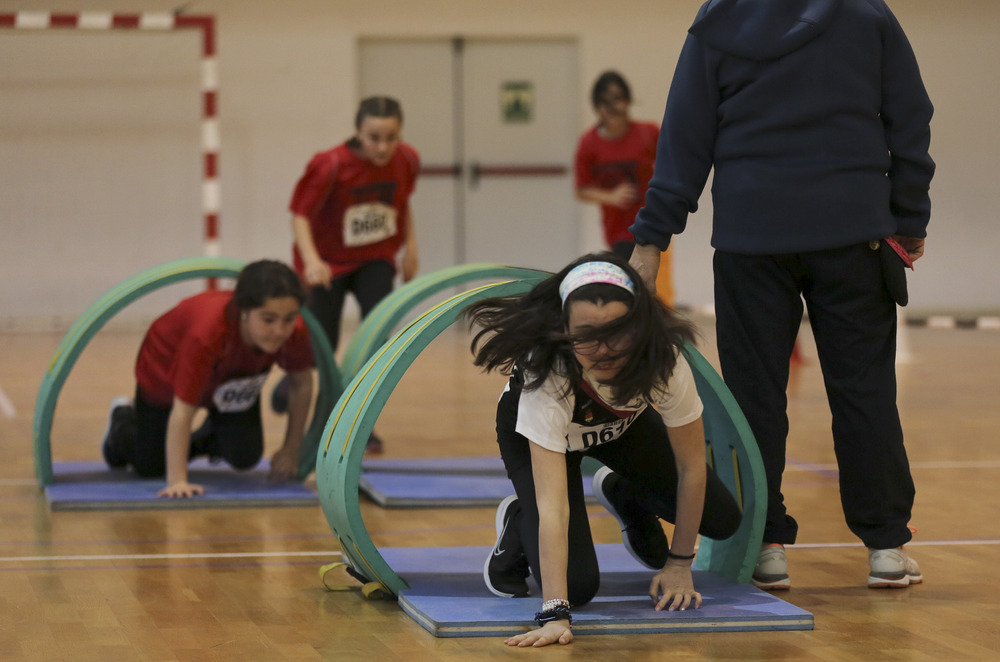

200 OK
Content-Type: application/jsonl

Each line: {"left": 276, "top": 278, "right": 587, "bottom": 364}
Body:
{"left": 4, "top": 539, "right": 1000, "bottom": 565}
{"left": 783, "top": 539, "right": 1000, "bottom": 550}
{"left": 0, "top": 550, "right": 343, "bottom": 563}
{"left": 785, "top": 459, "right": 1000, "bottom": 473}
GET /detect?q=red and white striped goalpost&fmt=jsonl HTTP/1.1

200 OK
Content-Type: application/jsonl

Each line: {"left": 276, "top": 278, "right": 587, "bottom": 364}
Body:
{"left": 0, "top": 11, "right": 222, "bottom": 280}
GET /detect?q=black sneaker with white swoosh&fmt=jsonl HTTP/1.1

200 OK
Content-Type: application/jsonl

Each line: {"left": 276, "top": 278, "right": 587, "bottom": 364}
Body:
{"left": 483, "top": 494, "right": 531, "bottom": 597}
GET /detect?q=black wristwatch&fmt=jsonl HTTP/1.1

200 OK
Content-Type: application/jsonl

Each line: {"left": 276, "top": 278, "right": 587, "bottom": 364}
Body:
{"left": 534, "top": 605, "right": 572, "bottom": 626}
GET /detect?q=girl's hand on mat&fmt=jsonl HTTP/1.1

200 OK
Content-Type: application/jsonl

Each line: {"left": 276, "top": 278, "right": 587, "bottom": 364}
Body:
{"left": 504, "top": 620, "right": 573, "bottom": 647}
{"left": 650, "top": 564, "right": 702, "bottom": 612}
{"left": 157, "top": 481, "right": 205, "bottom": 499}
{"left": 268, "top": 447, "right": 299, "bottom": 483}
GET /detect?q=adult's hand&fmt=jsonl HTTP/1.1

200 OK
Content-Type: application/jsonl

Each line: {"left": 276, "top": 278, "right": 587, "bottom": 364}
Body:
{"left": 893, "top": 235, "right": 925, "bottom": 262}
{"left": 629, "top": 243, "right": 662, "bottom": 292}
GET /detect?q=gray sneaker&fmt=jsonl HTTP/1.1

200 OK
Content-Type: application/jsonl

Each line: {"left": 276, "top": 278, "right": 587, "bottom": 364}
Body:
{"left": 868, "top": 546, "right": 922, "bottom": 588}
{"left": 751, "top": 543, "right": 791, "bottom": 590}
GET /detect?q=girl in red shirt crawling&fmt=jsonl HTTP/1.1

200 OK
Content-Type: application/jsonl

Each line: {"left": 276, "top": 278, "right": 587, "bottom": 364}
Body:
{"left": 101, "top": 260, "right": 315, "bottom": 499}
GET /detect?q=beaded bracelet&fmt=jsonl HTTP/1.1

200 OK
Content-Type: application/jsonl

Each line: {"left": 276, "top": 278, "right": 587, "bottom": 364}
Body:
{"left": 667, "top": 550, "right": 696, "bottom": 560}
{"left": 540, "top": 598, "right": 570, "bottom": 612}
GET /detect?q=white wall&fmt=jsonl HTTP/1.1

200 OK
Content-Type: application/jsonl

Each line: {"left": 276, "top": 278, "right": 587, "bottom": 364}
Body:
{"left": 1, "top": 0, "right": 997, "bottom": 327}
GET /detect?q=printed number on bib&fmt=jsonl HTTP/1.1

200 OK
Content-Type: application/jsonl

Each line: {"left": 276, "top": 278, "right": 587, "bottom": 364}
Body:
{"left": 343, "top": 203, "right": 397, "bottom": 247}
{"left": 566, "top": 410, "right": 640, "bottom": 452}
{"left": 212, "top": 374, "right": 268, "bottom": 413}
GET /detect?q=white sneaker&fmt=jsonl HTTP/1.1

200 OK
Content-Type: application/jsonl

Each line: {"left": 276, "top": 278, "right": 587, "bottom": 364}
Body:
{"left": 751, "top": 543, "right": 791, "bottom": 590}
{"left": 868, "top": 546, "right": 922, "bottom": 588}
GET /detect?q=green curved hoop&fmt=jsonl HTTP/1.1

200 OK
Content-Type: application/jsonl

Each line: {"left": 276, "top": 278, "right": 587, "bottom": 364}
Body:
{"left": 317, "top": 273, "right": 767, "bottom": 592}
{"left": 681, "top": 346, "right": 767, "bottom": 583}
{"left": 339, "top": 263, "right": 548, "bottom": 382}
{"left": 316, "top": 277, "right": 544, "bottom": 596}
{"left": 32, "top": 257, "right": 342, "bottom": 486}
{"left": 316, "top": 275, "right": 767, "bottom": 595}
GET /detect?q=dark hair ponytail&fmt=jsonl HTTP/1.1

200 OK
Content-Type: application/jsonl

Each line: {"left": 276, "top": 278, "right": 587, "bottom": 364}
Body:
{"left": 232, "top": 260, "right": 305, "bottom": 312}
{"left": 346, "top": 96, "right": 404, "bottom": 151}
{"left": 355, "top": 96, "right": 403, "bottom": 129}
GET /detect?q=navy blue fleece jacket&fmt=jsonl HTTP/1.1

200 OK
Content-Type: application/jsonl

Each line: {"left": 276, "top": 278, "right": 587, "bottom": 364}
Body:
{"left": 630, "top": 0, "right": 935, "bottom": 254}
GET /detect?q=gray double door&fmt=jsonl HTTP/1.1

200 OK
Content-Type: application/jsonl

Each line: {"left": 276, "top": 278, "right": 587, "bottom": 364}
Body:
{"left": 360, "top": 38, "right": 579, "bottom": 274}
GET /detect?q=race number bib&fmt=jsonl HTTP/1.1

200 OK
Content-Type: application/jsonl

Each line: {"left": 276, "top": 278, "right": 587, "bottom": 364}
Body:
{"left": 343, "top": 202, "right": 397, "bottom": 247}
{"left": 212, "top": 374, "right": 268, "bottom": 413}
{"left": 565, "top": 410, "right": 640, "bottom": 452}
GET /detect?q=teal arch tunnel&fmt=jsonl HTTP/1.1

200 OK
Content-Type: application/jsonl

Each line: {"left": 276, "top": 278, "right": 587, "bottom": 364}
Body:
{"left": 316, "top": 273, "right": 766, "bottom": 597}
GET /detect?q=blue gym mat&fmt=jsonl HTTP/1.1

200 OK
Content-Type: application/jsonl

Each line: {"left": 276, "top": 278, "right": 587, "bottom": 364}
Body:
{"left": 358, "top": 456, "right": 604, "bottom": 507}
{"left": 358, "top": 471, "right": 597, "bottom": 508}
{"left": 361, "top": 455, "right": 506, "bottom": 475}
{"left": 44, "top": 459, "right": 318, "bottom": 510}
{"left": 384, "top": 544, "right": 813, "bottom": 637}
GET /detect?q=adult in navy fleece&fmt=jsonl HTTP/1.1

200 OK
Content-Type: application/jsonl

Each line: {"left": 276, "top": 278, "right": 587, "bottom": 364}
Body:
{"left": 629, "top": 0, "right": 933, "bottom": 565}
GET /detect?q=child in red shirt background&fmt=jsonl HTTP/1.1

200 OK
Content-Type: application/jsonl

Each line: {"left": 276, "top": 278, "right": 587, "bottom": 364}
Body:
{"left": 574, "top": 71, "right": 674, "bottom": 306}
{"left": 277, "top": 96, "right": 421, "bottom": 454}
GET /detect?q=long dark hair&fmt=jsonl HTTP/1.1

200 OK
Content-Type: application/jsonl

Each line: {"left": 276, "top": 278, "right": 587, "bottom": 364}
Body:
{"left": 465, "top": 252, "right": 695, "bottom": 405}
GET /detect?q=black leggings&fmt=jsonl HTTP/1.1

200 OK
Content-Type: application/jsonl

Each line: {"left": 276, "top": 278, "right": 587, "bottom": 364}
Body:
{"left": 124, "top": 390, "right": 264, "bottom": 478}
{"left": 496, "top": 406, "right": 742, "bottom": 606}
{"left": 307, "top": 259, "right": 395, "bottom": 351}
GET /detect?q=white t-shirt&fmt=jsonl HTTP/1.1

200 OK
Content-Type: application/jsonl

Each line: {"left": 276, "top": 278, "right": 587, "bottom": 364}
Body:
{"left": 510, "top": 350, "right": 703, "bottom": 453}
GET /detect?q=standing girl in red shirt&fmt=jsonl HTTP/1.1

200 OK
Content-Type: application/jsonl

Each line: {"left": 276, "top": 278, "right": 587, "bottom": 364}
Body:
{"left": 101, "top": 260, "right": 315, "bottom": 498}
{"left": 574, "top": 71, "right": 674, "bottom": 305}
{"left": 279, "top": 96, "right": 421, "bottom": 453}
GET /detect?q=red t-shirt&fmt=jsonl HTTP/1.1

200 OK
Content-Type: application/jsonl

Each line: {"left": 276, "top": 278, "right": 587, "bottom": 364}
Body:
{"left": 574, "top": 121, "right": 659, "bottom": 246}
{"left": 288, "top": 141, "right": 420, "bottom": 279}
{"left": 135, "top": 290, "right": 314, "bottom": 409}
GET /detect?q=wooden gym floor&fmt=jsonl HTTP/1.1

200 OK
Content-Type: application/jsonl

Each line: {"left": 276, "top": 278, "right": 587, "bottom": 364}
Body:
{"left": 1, "top": 317, "right": 998, "bottom": 661}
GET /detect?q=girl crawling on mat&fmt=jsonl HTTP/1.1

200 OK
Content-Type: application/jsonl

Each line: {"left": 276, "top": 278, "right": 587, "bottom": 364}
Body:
{"left": 101, "top": 260, "right": 315, "bottom": 498}
{"left": 465, "top": 253, "right": 741, "bottom": 647}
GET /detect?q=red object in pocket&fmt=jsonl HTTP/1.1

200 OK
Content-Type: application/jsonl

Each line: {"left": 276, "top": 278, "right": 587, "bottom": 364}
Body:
{"left": 884, "top": 237, "right": 914, "bottom": 270}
